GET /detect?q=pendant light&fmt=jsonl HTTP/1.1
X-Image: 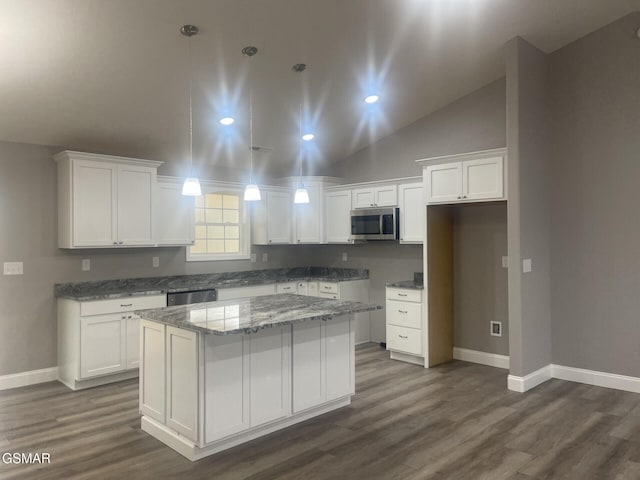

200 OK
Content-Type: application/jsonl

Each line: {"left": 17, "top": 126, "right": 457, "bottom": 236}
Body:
{"left": 243, "top": 46, "right": 261, "bottom": 202}
{"left": 181, "top": 24, "right": 202, "bottom": 196}
{"left": 292, "top": 63, "right": 310, "bottom": 204}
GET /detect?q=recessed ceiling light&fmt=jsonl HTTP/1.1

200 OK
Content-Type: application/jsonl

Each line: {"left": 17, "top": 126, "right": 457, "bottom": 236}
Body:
{"left": 302, "top": 133, "right": 315, "bottom": 141}
{"left": 219, "top": 117, "right": 235, "bottom": 125}
{"left": 364, "top": 95, "right": 379, "bottom": 104}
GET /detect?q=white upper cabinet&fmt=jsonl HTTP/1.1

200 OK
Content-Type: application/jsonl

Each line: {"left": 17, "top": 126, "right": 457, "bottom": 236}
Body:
{"left": 398, "top": 183, "right": 424, "bottom": 244}
{"left": 325, "top": 190, "right": 352, "bottom": 243}
{"left": 352, "top": 185, "right": 398, "bottom": 209}
{"left": 293, "top": 182, "right": 323, "bottom": 244}
{"left": 251, "top": 189, "right": 292, "bottom": 245}
{"left": 420, "top": 148, "right": 506, "bottom": 205}
{"left": 155, "top": 178, "right": 195, "bottom": 246}
{"left": 55, "top": 151, "right": 162, "bottom": 248}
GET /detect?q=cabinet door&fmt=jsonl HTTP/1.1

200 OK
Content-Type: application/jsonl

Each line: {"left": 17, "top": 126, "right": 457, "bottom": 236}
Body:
{"left": 326, "top": 316, "right": 354, "bottom": 400}
{"left": 351, "top": 188, "right": 375, "bottom": 209}
{"left": 307, "top": 282, "right": 319, "bottom": 297}
{"left": 249, "top": 326, "right": 291, "bottom": 427}
{"left": 126, "top": 314, "right": 140, "bottom": 369}
{"left": 325, "top": 191, "right": 352, "bottom": 243}
{"left": 425, "top": 163, "right": 462, "bottom": 204}
{"left": 166, "top": 326, "right": 198, "bottom": 442}
{"left": 72, "top": 159, "right": 117, "bottom": 247}
{"left": 374, "top": 185, "right": 398, "bottom": 207}
{"left": 463, "top": 156, "right": 504, "bottom": 201}
{"left": 80, "top": 314, "right": 126, "bottom": 378}
{"left": 267, "top": 191, "right": 292, "bottom": 244}
{"left": 155, "top": 181, "right": 195, "bottom": 246}
{"left": 292, "top": 321, "right": 326, "bottom": 413}
{"left": 294, "top": 183, "right": 322, "bottom": 243}
{"left": 399, "top": 183, "right": 425, "bottom": 243}
{"left": 297, "top": 281, "right": 308, "bottom": 296}
{"left": 204, "top": 333, "right": 250, "bottom": 443}
{"left": 117, "top": 165, "right": 155, "bottom": 246}
{"left": 140, "top": 320, "right": 166, "bottom": 423}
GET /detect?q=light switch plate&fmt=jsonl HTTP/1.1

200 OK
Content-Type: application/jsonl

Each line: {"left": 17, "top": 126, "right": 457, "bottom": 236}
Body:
{"left": 152, "top": 256, "right": 159, "bottom": 268}
{"left": 502, "top": 256, "right": 509, "bottom": 268}
{"left": 3, "top": 262, "right": 23, "bottom": 275}
{"left": 82, "top": 259, "right": 91, "bottom": 271}
{"left": 262, "top": 253, "right": 268, "bottom": 263}
{"left": 523, "top": 258, "right": 532, "bottom": 273}
{"left": 342, "top": 252, "right": 348, "bottom": 262}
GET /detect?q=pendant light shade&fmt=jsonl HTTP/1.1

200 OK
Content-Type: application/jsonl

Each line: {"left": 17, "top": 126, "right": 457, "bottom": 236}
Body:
{"left": 181, "top": 24, "right": 202, "bottom": 197}
{"left": 182, "top": 177, "right": 202, "bottom": 196}
{"left": 294, "top": 184, "right": 310, "bottom": 204}
{"left": 243, "top": 183, "right": 261, "bottom": 201}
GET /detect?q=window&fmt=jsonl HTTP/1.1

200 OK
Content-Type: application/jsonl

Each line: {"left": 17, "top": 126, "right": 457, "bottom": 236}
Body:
{"left": 187, "top": 191, "right": 250, "bottom": 261}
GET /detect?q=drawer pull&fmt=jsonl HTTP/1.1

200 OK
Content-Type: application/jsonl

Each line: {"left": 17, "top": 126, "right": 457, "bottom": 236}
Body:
{"left": 398, "top": 309, "right": 408, "bottom": 314}
{"left": 120, "top": 303, "right": 133, "bottom": 307}
{"left": 324, "top": 286, "right": 331, "bottom": 290}
{"left": 398, "top": 335, "right": 408, "bottom": 339}
{"left": 397, "top": 293, "right": 408, "bottom": 297}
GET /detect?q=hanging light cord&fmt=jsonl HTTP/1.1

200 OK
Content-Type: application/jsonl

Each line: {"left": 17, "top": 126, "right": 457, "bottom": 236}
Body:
{"left": 298, "top": 72, "right": 303, "bottom": 183}
{"left": 188, "top": 34, "right": 194, "bottom": 176}
{"left": 249, "top": 61, "right": 254, "bottom": 184}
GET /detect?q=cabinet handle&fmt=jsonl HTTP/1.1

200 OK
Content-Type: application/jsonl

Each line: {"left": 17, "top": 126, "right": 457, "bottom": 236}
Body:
{"left": 398, "top": 309, "right": 408, "bottom": 314}
{"left": 113, "top": 241, "right": 117, "bottom": 245}
{"left": 127, "top": 315, "right": 132, "bottom": 319}
{"left": 118, "top": 241, "right": 123, "bottom": 244}
{"left": 122, "top": 315, "right": 126, "bottom": 320}
{"left": 268, "top": 240, "right": 272, "bottom": 244}
{"left": 324, "top": 286, "right": 331, "bottom": 290}
{"left": 463, "top": 196, "right": 467, "bottom": 199}
{"left": 457, "top": 196, "right": 461, "bottom": 200}
{"left": 399, "top": 335, "right": 408, "bottom": 339}
{"left": 398, "top": 293, "right": 407, "bottom": 297}
{"left": 120, "top": 303, "right": 133, "bottom": 307}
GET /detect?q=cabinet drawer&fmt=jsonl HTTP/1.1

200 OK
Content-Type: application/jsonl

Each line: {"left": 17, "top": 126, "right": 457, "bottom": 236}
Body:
{"left": 387, "top": 325, "right": 422, "bottom": 356}
{"left": 276, "top": 282, "right": 297, "bottom": 294}
{"left": 386, "top": 300, "right": 422, "bottom": 329}
{"left": 80, "top": 294, "right": 166, "bottom": 317}
{"left": 318, "top": 292, "right": 339, "bottom": 300}
{"left": 385, "top": 288, "right": 422, "bottom": 303}
{"left": 318, "top": 282, "right": 339, "bottom": 295}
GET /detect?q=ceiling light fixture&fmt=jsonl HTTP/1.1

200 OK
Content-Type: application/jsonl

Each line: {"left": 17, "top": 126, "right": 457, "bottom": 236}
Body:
{"left": 301, "top": 133, "right": 315, "bottom": 142}
{"left": 243, "top": 46, "right": 261, "bottom": 202}
{"left": 293, "top": 63, "right": 310, "bottom": 205}
{"left": 364, "top": 94, "right": 379, "bottom": 104}
{"left": 180, "top": 24, "right": 202, "bottom": 197}
{"left": 219, "top": 117, "right": 235, "bottom": 125}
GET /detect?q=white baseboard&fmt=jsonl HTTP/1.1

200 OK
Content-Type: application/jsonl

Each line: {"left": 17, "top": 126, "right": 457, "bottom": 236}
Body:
{"left": 453, "top": 347, "right": 510, "bottom": 370}
{"left": 508, "top": 364, "right": 552, "bottom": 393}
{"left": 551, "top": 364, "right": 640, "bottom": 394}
{"left": 0, "top": 367, "right": 59, "bottom": 391}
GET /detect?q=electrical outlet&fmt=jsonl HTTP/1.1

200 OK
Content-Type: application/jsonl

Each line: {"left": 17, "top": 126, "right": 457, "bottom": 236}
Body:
{"left": 342, "top": 252, "right": 348, "bottom": 262}
{"left": 152, "top": 256, "right": 160, "bottom": 268}
{"left": 82, "top": 259, "right": 91, "bottom": 271}
{"left": 523, "top": 258, "right": 532, "bottom": 273}
{"left": 251, "top": 253, "right": 257, "bottom": 263}
{"left": 262, "top": 253, "right": 268, "bottom": 263}
{"left": 490, "top": 321, "right": 502, "bottom": 337}
{"left": 3, "top": 262, "right": 23, "bottom": 275}
{"left": 501, "top": 256, "right": 509, "bottom": 268}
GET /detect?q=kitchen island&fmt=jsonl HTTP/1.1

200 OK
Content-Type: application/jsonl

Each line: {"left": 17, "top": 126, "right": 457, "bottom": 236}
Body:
{"left": 135, "top": 294, "right": 380, "bottom": 461}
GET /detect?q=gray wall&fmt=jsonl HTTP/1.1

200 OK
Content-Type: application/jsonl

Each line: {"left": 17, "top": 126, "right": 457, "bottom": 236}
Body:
{"left": 453, "top": 202, "right": 509, "bottom": 355}
{"left": 505, "top": 37, "right": 552, "bottom": 377}
{"left": 548, "top": 12, "right": 640, "bottom": 377}
{"left": 327, "top": 78, "right": 507, "bottom": 182}
{"left": 0, "top": 141, "right": 301, "bottom": 376}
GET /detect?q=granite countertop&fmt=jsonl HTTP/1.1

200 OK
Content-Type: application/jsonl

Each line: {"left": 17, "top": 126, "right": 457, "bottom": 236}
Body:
{"left": 386, "top": 280, "right": 424, "bottom": 290}
{"left": 54, "top": 267, "right": 369, "bottom": 301}
{"left": 135, "top": 294, "right": 381, "bottom": 335}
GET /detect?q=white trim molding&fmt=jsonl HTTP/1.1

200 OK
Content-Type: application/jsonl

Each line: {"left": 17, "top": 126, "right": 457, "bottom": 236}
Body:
{"left": 551, "top": 364, "right": 640, "bottom": 394}
{"left": 453, "top": 347, "right": 510, "bottom": 370}
{"left": 0, "top": 367, "right": 59, "bottom": 391}
{"left": 507, "top": 365, "right": 552, "bottom": 393}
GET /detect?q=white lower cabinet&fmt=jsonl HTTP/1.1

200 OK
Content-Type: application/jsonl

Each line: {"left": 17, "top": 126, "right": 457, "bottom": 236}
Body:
{"left": 80, "top": 314, "right": 127, "bottom": 378}
{"left": 385, "top": 287, "right": 424, "bottom": 363}
{"left": 140, "top": 320, "right": 166, "bottom": 423}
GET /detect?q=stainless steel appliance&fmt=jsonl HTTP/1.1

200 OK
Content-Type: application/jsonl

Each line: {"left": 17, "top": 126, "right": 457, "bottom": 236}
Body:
{"left": 167, "top": 288, "right": 217, "bottom": 306}
{"left": 350, "top": 207, "right": 399, "bottom": 241}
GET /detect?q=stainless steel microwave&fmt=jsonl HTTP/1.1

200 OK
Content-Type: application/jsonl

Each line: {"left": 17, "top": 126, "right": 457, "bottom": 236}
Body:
{"left": 350, "top": 207, "right": 399, "bottom": 241}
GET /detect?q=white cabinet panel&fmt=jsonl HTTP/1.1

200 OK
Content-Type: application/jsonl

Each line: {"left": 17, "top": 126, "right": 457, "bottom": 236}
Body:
{"left": 351, "top": 188, "right": 375, "bottom": 209}
{"left": 387, "top": 324, "right": 422, "bottom": 356}
{"left": 155, "top": 180, "right": 195, "bottom": 246}
{"left": 292, "top": 321, "right": 326, "bottom": 413}
{"left": 352, "top": 185, "right": 398, "bottom": 209}
{"left": 296, "top": 281, "right": 308, "bottom": 295}
{"left": 267, "top": 191, "right": 292, "bottom": 244}
{"left": 326, "top": 316, "right": 354, "bottom": 400}
{"left": 216, "top": 284, "right": 277, "bottom": 301}
{"left": 325, "top": 191, "right": 352, "bottom": 243}
{"left": 249, "top": 327, "right": 291, "bottom": 427}
{"left": 126, "top": 315, "right": 140, "bottom": 369}
{"left": 276, "top": 282, "right": 297, "bottom": 294}
{"left": 398, "top": 183, "right": 424, "bottom": 244}
{"left": 80, "top": 314, "right": 126, "bottom": 378}
{"left": 166, "top": 326, "right": 198, "bottom": 442}
{"left": 294, "top": 183, "right": 322, "bottom": 243}
{"left": 140, "top": 320, "right": 166, "bottom": 422}
{"left": 425, "top": 163, "right": 462, "bottom": 203}
{"left": 204, "top": 333, "right": 250, "bottom": 443}
{"left": 117, "top": 165, "right": 155, "bottom": 245}
{"left": 72, "top": 160, "right": 117, "bottom": 247}
{"left": 463, "top": 156, "right": 504, "bottom": 200}
{"left": 386, "top": 300, "right": 422, "bottom": 329}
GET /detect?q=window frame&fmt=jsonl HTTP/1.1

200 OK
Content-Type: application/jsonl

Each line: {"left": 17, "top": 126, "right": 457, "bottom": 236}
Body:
{"left": 186, "top": 185, "right": 251, "bottom": 262}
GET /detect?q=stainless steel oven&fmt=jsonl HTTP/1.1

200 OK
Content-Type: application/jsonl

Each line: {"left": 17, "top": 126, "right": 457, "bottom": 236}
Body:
{"left": 350, "top": 207, "right": 399, "bottom": 241}
{"left": 167, "top": 288, "right": 217, "bottom": 306}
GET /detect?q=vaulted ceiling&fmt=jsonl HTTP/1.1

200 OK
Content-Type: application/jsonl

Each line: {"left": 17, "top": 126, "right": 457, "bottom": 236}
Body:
{"left": 1, "top": 0, "right": 638, "bottom": 179}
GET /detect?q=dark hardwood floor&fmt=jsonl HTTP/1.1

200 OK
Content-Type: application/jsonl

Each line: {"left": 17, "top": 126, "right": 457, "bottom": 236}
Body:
{"left": 2, "top": 344, "right": 640, "bottom": 479}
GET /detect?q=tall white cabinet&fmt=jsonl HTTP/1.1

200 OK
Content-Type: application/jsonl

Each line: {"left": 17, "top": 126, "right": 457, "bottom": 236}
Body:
{"left": 54, "top": 151, "right": 162, "bottom": 248}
